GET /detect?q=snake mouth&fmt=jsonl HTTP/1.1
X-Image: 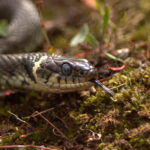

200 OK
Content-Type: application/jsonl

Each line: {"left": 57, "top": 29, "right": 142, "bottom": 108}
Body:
{"left": 50, "top": 75, "right": 95, "bottom": 93}
{"left": 58, "top": 81, "right": 94, "bottom": 92}
{"left": 48, "top": 79, "right": 114, "bottom": 95}
{"left": 45, "top": 68, "right": 98, "bottom": 92}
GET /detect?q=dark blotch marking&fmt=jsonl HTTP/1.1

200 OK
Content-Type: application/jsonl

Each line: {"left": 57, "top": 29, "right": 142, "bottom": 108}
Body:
{"left": 65, "top": 77, "right": 67, "bottom": 84}
{"left": 72, "top": 77, "right": 75, "bottom": 83}
{"left": 5, "top": 80, "right": 11, "bottom": 87}
{"left": 57, "top": 76, "right": 61, "bottom": 84}
{"left": 22, "top": 80, "right": 29, "bottom": 86}
{"left": 44, "top": 73, "right": 52, "bottom": 84}
{"left": 78, "top": 77, "right": 80, "bottom": 83}
{"left": 22, "top": 57, "right": 37, "bottom": 83}
{"left": 57, "top": 76, "right": 61, "bottom": 88}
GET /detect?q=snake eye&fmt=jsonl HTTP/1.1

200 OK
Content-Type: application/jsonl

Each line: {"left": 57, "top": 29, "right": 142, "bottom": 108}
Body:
{"left": 62, "top": 63, "right": 72, "bottom": 76}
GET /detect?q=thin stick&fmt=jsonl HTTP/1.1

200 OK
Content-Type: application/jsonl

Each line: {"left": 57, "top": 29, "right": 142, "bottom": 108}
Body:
{"left": 23, "top": 107, "right": 54, "bottom": 119}
{"left": 41, "top": 25, "right": 51, "bottom": 47}
{"left": 8, "top": 111, "right": 31, "bottom": 127}
{"left": 111, "top": 83, "right": 125, "bottom": 90}
{"left": 35, "top": 111, "right": 69, "bottom": 141}
{"left": 36, "top": 0, "right": 51, "bottom": 47}
{"left": 0, "top": 145, "right": 57, "bottom": 150}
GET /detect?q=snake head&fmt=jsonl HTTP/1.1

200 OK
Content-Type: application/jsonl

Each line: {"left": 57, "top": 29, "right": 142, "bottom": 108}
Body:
{"left": 34, "top": 54, "right": 113, "bottom": 95}
{"left": 35, "top": 54, "right": 98, "bottom": 92}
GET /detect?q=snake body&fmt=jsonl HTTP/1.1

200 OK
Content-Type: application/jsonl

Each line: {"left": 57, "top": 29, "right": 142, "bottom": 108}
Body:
{"left": 0, "top": 0, "right": 42, "bottom": 53}
{"left": 0, "top": 0, "right": 114, "bottom": 95}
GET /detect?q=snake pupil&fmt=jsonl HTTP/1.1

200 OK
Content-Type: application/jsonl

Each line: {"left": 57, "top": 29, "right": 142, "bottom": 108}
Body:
{"left": 62, "top": 63, "right": 72, "bottom": 76}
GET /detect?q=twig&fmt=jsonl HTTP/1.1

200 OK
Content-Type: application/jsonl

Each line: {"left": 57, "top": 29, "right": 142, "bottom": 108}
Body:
{"left": 23, "top": 107, "right": 54, "bottom": 119}
{"left": 35, "top": 111, "right": 69, "bottom": 141}
{"left": 52, "top": 128, "right": 62, "bottom": 137}
{"left": 8, "top": 111, "right": 31, "bottom": 127}
{"left": 0, "top": 145, "right": 57, "bottom": 150}
{"left": 111, "top": 83, "right": 125, "bottom": 90}
{"left": 41, "top": 23, "right": 51, "bottom": 47}
{"left": 54, "top": 114, "right": 69, "bottom": 129}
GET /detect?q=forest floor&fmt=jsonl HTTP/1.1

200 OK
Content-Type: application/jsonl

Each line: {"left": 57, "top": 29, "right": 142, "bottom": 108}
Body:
{"left": 0, "top": 0, "right": 150, "bottom": 149}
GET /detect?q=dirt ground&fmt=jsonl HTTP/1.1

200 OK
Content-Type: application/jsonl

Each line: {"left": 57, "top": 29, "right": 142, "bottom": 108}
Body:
{"left": 0, "top": 0, "right": 150, "bottom": 149}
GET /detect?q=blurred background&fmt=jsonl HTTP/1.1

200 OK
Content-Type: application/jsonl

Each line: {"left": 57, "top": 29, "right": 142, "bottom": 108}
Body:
{"left": 40, "top": 0, "right": 150, "bottom": 53}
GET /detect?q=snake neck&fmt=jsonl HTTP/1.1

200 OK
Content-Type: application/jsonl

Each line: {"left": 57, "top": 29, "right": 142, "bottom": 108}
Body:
{"left": 0, "top": 0, "right": 43, "bottom": 53}
{"left": 0, "top": 53, "right": 47, "bottom": 91}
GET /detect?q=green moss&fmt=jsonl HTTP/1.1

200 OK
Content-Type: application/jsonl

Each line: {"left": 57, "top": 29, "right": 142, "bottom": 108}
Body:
{"left": 73, "top": 57, "right": 150, "bottom": 149}
{"left": 32, "top": 131, "right": 43, "bottom": 142}
{"left": 1, "top": 137, "right": 12, "bottom": 145}
{"left": 98, "top": 143, "right": 105, "bottom": 150}
{"left": 0, "top": 100, "right": 10, "bottom": 116}
{"left": 67, "top": 129, "right": 78, "bottom": 139}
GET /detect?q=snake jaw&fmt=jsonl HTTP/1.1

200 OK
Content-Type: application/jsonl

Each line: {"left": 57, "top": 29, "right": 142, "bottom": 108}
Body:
{"left": 43, "top": 68, "right": 97, "bottom": 93}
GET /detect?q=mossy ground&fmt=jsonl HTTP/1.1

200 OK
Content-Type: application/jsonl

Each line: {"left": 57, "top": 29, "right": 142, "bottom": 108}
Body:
{"left": 0, "top": 0, "right": 150, "bottom": 149}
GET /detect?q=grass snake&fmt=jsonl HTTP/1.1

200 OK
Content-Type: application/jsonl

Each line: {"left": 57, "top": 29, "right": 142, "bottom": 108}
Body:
{"left": 0, "top": 0, "right": 114, "bottom": 95}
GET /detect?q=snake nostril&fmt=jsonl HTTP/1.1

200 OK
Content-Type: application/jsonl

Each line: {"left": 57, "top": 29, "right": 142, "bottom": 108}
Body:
{"left": 79, "top": 70, "right": 84, "bottom": 76}
{"left": 88, "top": 69, "right": 97, "bottom": 78}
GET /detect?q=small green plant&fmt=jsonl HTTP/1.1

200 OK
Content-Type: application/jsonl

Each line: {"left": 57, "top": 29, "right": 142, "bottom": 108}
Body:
{"left": 102, "top": 6, "right": 110, "bottom": 38}
{"left": 70, "top": 24, "right": 89, "bottom": 47}
{"left": 86, "top": 34, "right": 99, "bottom": 48}
{"left": 105, "top": 52, "right": 123, "bottom": 62}
{"left": 70, "top": 0, "right": 126, "bottom": 62}
{"left": 95, "top": 0, "right": 104, "bottom": 16}
{"left": 70, "top": 24, "right": 99, "bottom": 48}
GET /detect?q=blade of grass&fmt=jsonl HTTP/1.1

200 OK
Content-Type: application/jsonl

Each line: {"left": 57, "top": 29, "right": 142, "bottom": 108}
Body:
{"left": 105, "top": 52, "right": 123, "bottom": 62}
{"left": 95, "top": 0, "right": 104, "bottom": 16}
{"left": 113, "top": 12, "right": 126, "bottom": 32}
{"left": 102, "top": 6, "right": 110, "bottom": 36}
{"left": 41, "top": 23, "right": 51, "bottom": 47}
{"left": 86, "top": 34, "right": 99, "bottom": 48}
{"left": 117, "top": 12, "right": 126, "bottom": 26}
{"left": 70, "top": 24, "right": 89, "bottom": 47}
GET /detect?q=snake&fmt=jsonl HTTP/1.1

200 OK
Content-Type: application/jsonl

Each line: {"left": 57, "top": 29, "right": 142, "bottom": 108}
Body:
{"left": 0, "top": 0, "right": 114, "bottom": 95}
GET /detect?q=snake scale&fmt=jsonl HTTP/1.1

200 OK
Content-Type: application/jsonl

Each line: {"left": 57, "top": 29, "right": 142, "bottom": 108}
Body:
{"left": 0, "top": 0, "right": 113, "bottom": 95}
